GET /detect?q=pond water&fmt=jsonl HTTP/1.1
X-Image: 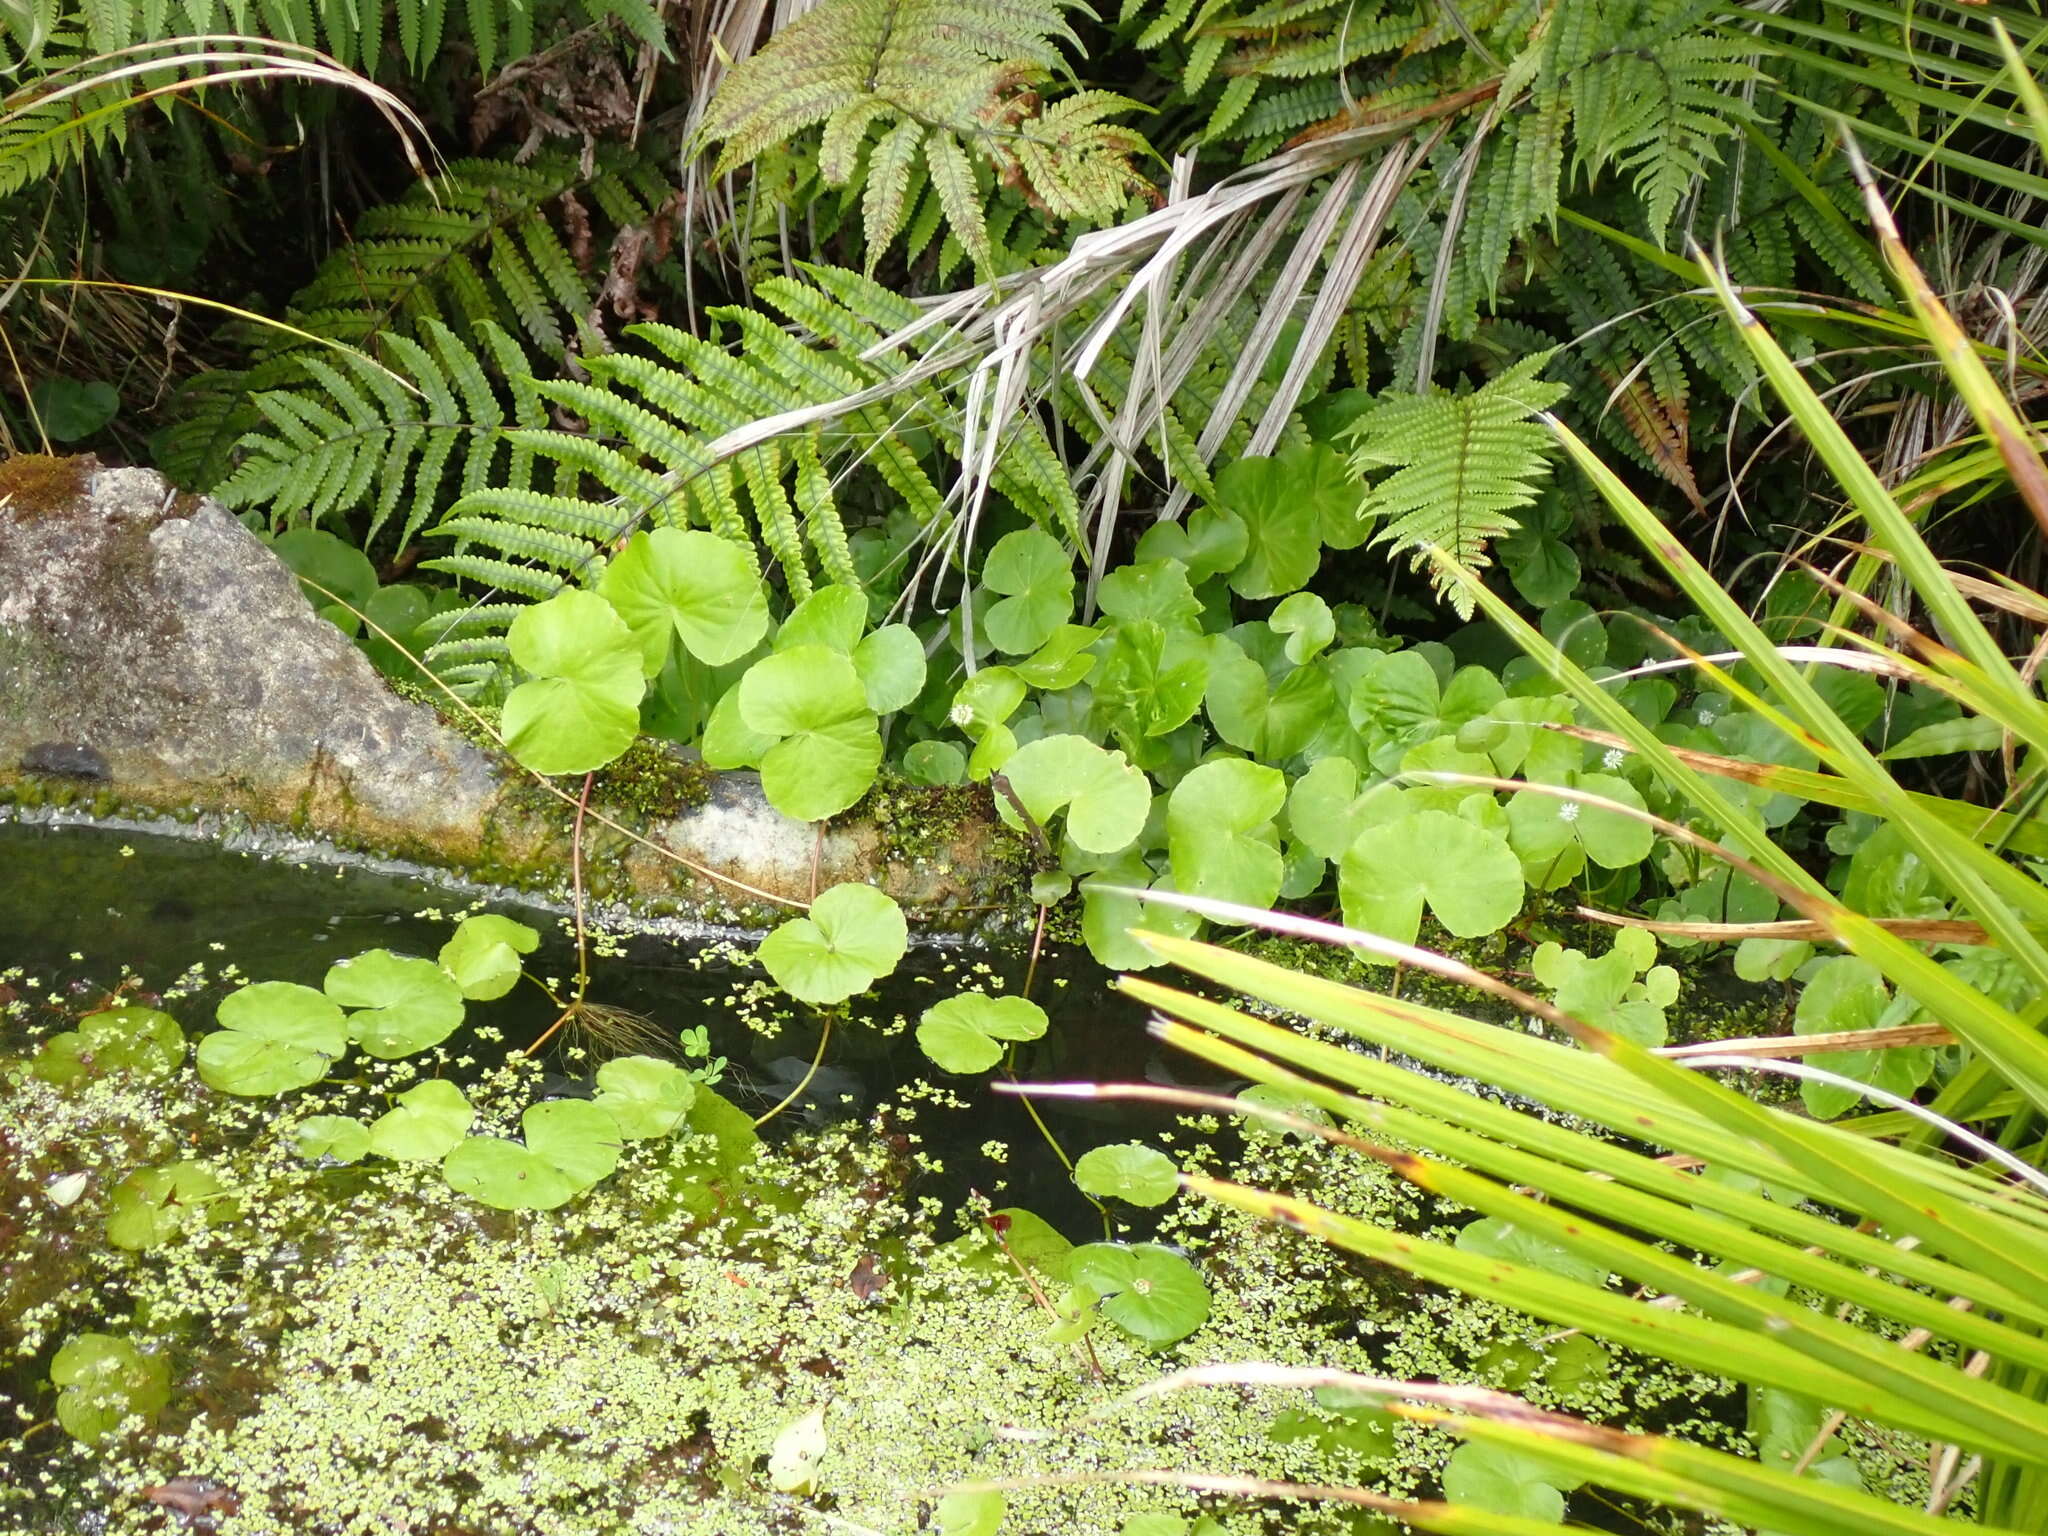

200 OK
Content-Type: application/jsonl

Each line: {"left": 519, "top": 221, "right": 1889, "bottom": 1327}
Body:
{"left": 1, "top": 818, "right": 1769, "bottom": 1536}
{"left": 4, "top": 817, "right": 1262, "bottom": 1535}
{"left": 0, "top": 816, "right": 1188, "bottom": 1212}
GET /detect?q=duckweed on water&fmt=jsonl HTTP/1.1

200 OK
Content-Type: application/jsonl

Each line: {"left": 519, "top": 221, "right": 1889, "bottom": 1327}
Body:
{"left": 1, "top": 939, "right": 1920, "bottom": 1535}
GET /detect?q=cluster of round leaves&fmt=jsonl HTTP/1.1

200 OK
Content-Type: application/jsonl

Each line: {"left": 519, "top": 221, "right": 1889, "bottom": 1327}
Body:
{"left": 502, "top": 546, "right": 926, "bottom": 824}
{"left": 191, "top": 912, "right": 539, "bottom": 1098}
{"left": 293, "top": 1055, "right": 698, "bottom": 1211}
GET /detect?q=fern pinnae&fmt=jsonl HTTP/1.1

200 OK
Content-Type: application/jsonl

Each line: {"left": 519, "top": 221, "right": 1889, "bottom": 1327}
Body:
{"left": 923, "top": 131, "right": 992, "bottom": 277}
{"left": 440, "top": 487, "right": 631, "bottom": 545}
{"left": 861, "top": 118, "right": 924, "bottom": 262}
{"left": 421, "top": 550, "right": 564, "bottom": 602}
{"left": 794, "top": 432, "right": 862, "bottom": 590}
{"left": 505, "top": 427, "right": 670, "bottom": 509}
{"left": 1348, "top": 352, "right": 1568, "bottom": 615}
{"left": 739, "top": 444, "right": 814, "bottom": 598}
{"left": 433, "top": 515, "right": 602, "bottom": 574}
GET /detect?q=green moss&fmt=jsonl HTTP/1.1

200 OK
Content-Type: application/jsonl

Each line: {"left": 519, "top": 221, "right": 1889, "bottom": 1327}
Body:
{"left": 589, "top": 737, "right": 716, "bottom": 823}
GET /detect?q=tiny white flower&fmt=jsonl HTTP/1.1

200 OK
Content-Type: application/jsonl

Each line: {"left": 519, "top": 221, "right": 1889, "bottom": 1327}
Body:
{"left": 1558, "top": 801, "right": 1582, "bottom": 823}
{"left": 1697, "top": 707, "right": 1717, "bottom": 726}
{"left": 1602, "top": 747, "right": 1625, "bottom": 771}
{"left": 949, "top": 701, "right": 975, "bottom": 728}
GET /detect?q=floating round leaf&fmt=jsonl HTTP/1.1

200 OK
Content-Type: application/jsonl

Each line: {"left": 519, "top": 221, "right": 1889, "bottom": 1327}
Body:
{"left": 936, "top": 1489, "right": 1006, "bottom": 1536}
{"left": 199, "top": 981, "right": 347, "bottom": 1096}
{"left": 1067, "top": 1242, "right": 1210, "bottom": 1344}
{"left": 295, "top": 1115, "right": 371, "bottom": 1164}
{"left": 437, "top": 913, "right": 541, "bottom": 1002}
{"left": 1073, "top": 1142, "right": 1179, "bottom": 1207}
{"left": 326, "top": 949, "right": 466, "bottom": 1058}
{"left": 30, "top": 1006, "right": 184, "bottom": 1087}
{"left": 758, "top": 883, "right": 908, "bottom": 1006}
{"left": 369, "top": 1078, "right": 475, "bottom": 1161}
{"left": 917, "top": 992, "right": 1048, "bottom": 1074}
{"left": 501, "top": 589, "right": 645, "bottom": 776}
{"left": 107, "top": 1162, "right": 227, "bottom": 1251}
{"left": 50, "top": 1333, "right": 170, "bottom": 1445}
{"left": 593, "top": 1054, "right": 698, "bottom": 1137}
{"left": 1441, "top": 1441, "right": 1574, "bottom": 1521}
{"left": 598, "top": 527, "right": 770, "bottom": 672}
{"left": 441, "top": 1098, "right": 622, "bottom": 1210}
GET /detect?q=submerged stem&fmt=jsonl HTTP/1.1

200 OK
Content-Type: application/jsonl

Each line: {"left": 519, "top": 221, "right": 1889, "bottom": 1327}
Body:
{"left": 754, "top": 1014, "right": 835, "bottom": 1128}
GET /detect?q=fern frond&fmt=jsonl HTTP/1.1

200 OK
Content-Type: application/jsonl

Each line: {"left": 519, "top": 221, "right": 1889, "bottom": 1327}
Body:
{"left": 1349, "top": 352, "right": 1568, "bottom": 615}
{"left": 698, "top": 0, "right": 1146, "bottom": 267}
{"left": 418, "top": 551, "right": 568, "bottom": 601}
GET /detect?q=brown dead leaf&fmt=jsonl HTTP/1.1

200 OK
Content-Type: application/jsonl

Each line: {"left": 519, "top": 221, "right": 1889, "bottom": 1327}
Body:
{"left": 140, "top": 1477, "right": 239, "bottom": 1530}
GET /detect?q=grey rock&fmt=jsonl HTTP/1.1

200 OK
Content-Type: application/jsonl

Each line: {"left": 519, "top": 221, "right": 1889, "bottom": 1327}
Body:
{"left": 0, "top": 456, "right": 1018, "bottom": 928}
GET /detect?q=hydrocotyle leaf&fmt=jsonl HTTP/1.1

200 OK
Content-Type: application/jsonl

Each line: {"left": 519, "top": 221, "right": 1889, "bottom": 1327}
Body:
{"left": 757, "top": 883, "right": 908, "bottom": 1006}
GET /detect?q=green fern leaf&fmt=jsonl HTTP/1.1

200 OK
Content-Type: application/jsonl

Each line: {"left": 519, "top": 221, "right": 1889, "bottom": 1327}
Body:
{"left": 924, "top": 132, "right": 990, "bottom": 277}
{"left": 860, "top": 118, "right": 924, "bottom": 265}
{"left": 1348, "top": 353, "right": 1568, "bottom": 616}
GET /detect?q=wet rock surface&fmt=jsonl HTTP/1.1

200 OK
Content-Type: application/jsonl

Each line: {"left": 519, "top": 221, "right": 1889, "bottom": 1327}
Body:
{"left": 0, "top": 457, "right": 1017, "bottom": 926}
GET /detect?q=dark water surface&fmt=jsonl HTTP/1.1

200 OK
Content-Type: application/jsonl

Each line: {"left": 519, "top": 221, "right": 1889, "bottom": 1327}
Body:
{"left": 0, "top": 815, "right": 1188, "bottom": 1215}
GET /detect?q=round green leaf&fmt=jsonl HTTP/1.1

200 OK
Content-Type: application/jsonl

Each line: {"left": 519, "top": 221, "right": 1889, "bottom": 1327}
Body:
{"left": 441, "top": 1135, "right": 581, "bottom": 1211}
{"left": 951, "top": 667, "right": 1027, "bottom": 736}
{"left": 1134, "top": 503, "right": 1248, "bottom": 583}
{"left": 107, "top": 1162, "right": 226, "bottom": 1251}
{"left": 1167, "top": 758, "right": 1287, "bottom": 910}
{"left": 739, "top": 644, "right": 865, "bottom": 734}
{"left": 50, "top": 1333, "right": 169, "bottom": 1445}
{"left": 1213, "top": 455, "right": 1321, "bottom": 598}
{"left": 937, "top": 1489, "right": 1007, "bottom": 1536}
{"left": 199, "top": 981, "right": 347, "bottom": 1096}
{"left": 32, "top": 375, "right": 120, "bottom": 442}
{"left": 776, "top": 584, "right": 868, "bottom": 654}
{"left": 369, "top": 1078, "right": 475, "bottom": 1161}
{"left": 441, "top": 1098, "right": 621, "bottom": 1210}
{"left": 325, "top": 949, "right": 466, "bottom": 1059}
{"left": 437, "top": 913, "right": 541, "bottom": 1002}
{"left": 598, "top": 527, "right": 770, "bottom": 672}
{"left": 739, "top": 645, "right": 883, "bottom": 820}
{"left": 852, "top": 623, "right": 927, "bottom": 713}
{"left": 997, "top": 735, "right": 1151, "bottom": 854}
{"left": 1441, "top": 1441, "right": 1573, "bottom": 1521}
{"left": 762, "top": 714, "right": 885, "bottom": 822}
{"left": 502, "top": 589, "right": 645, "bottom": 776}
{"left": 917, "top": 992, "right": 1048, "bottom": 1074}
{"left": 1067, "top": 1242, "right": 1210, "bottom": 1344}
{"left": 1456, "top": 1217, "right": 1608, "bottom": 1286}
{"left": 273, "top": 527, "right": 378, "bottom": 617}
{"left": 296, "top": 1115, "right": 371, "bottom": 1164}
{"left": 1339, "top": 809, "right": 1524, "bottom": 949}
{"left": 1286, "top": 757, "right": 1365, "bottom": 864}
{"left": 1073, "top": 1142, "right": 1179, "bottom": 1206}
{"left": 1270, "top": 592, "right": 1334, "bottom": 664}
{"left": 758, "top": 883, "right": 908, "bottom": 1006}
{"left": 1096, "top": 559, "right": 1200, "bottom": 628}
{"left": 981, "top": 528, "right": 1075, "bottom": 654}
{"left": 30, "top": 1006, "right": 184, "bottom": 1087}
{"left": 594, "top": 1054, "right": 699, "bottom": 1137}
{"left": 903, "top": 740, "right": 967, "bottom": 785}
{"left": 701, "top": 684, "right": 777, "bottom": 769}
